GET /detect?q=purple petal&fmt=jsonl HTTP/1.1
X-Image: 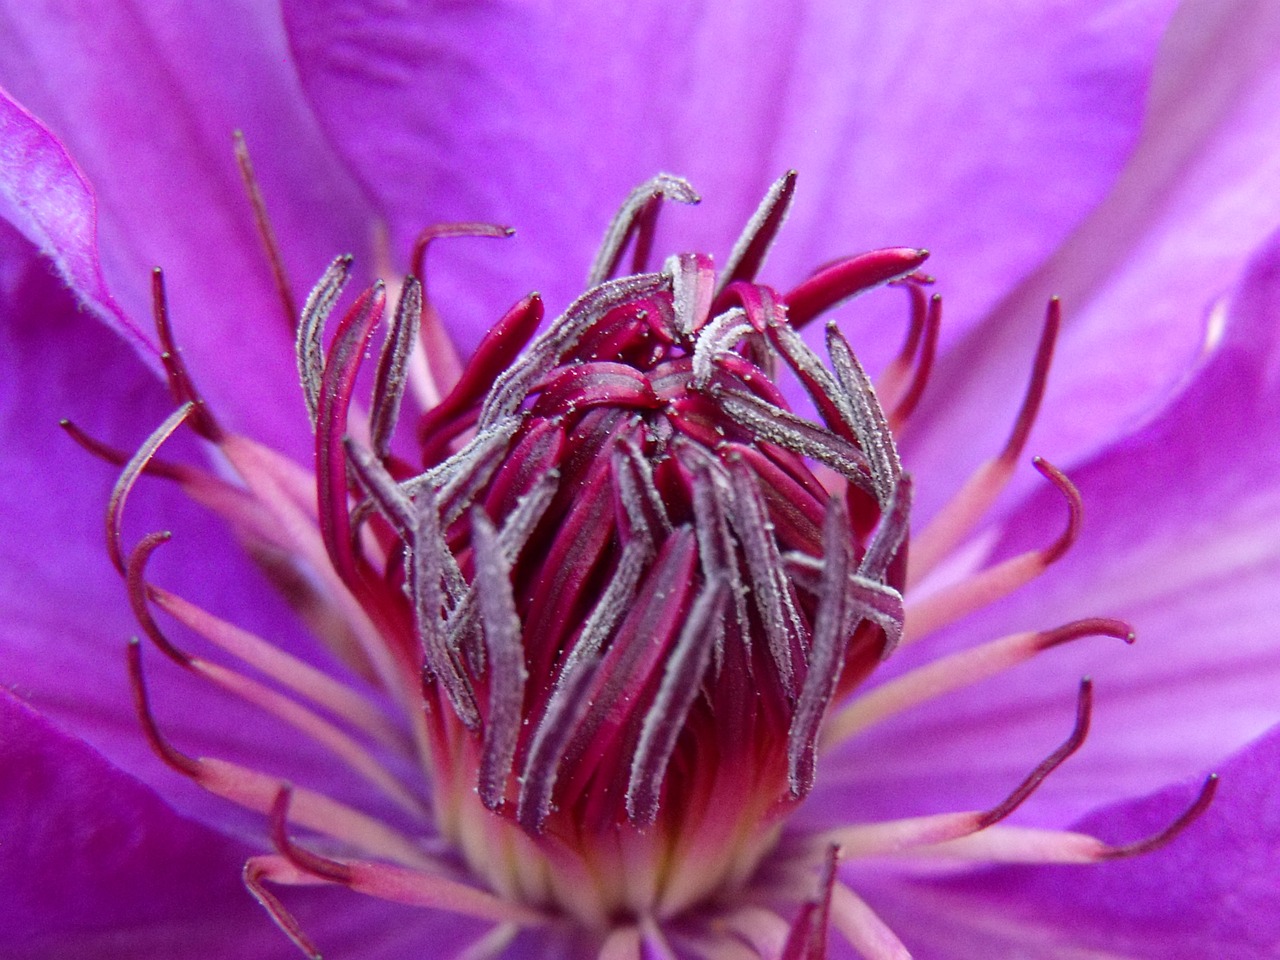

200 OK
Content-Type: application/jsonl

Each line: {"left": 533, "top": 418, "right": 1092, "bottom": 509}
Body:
{"left": 814, "top": 226, "right": 1280, "bottom": 828}
{"left": 909, "top": 0, "right": 1280, "bottom": 515}
{"left": 0, "top": 224, "right": 410, "bottom": 836}
{"left": 1, "top": 687, "right": 497, "bottom": 960}
{"left": 848, "top": 723, "right": 1280, "bottom": 959}
{"left": 0, "top": 3, "right": 374, "bottom": 454}
{"left": 0, "top": 686, "right": 270, "bottom": 957}
{"left": 284, "top": 0, "right": 1174, "bottom": 360}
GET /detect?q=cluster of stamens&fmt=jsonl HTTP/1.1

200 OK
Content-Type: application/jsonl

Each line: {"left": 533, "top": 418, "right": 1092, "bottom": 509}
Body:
{"left": 64, "top": 163, "right": 1218, "bottom": 960}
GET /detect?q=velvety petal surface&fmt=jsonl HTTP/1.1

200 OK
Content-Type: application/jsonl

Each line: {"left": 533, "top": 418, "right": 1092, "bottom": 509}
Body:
{"left": 813, "top": 226, "right": 1280, "bottom": 829}
{"left": 0, "top": 0, "right": 374, "bottom": 456}
{"left": 284, "top": 0, "right": 1173, "bottom": 363}
{"left": 0, "top": 222, "right": 414, "bottom": 837}
{"left": 847, "top": 723, "right": 1280, "bottom": 959}
{"left": 0, "top": 688, "right": 494, "bottom": 960}
{"left": 908, "top": 0, "right": 1280, "bottom": 516}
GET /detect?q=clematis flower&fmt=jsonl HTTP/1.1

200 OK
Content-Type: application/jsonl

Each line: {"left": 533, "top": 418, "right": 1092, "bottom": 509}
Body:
{"left": 2, "top": 2, "right": 1280, "bottom": 958}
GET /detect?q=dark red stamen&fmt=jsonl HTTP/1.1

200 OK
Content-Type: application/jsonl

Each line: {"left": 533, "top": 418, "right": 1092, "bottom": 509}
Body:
{"left": 126, "top": 637, "right": 201, "bottom": 777}
{"left": 1033, "top": 457, "right": 1083, "bottom": 565}
{"left": 977, "top": 678, "right": 1093, "bottom": 828}
{"left": 1000, "top": 297, "right": 1061, "bottom": 464}
{"left": 890, "top": 291, "right": 941, "bottom": 423}
{"left": 60, "top": 418, "right": 188, "bottom": 482}
{"left": 126, "top": 531, "right": 191, "bottom": 667}
{"left": 242, "top": 860, "right": 323, "bottom": 960}
{"left": 782, "top": 247, "right": 929, "bottom": 329}
{"left": 409, "top": 222, "right": 514, "bottom": 283}
{"left": 1100, "top": 774, "right": 1220, "bottom": 859}
{"left": 151, "top": 269, "right": 221, "bottom": 440}
{"left": 233, "top": 130, "right": 298, "bottom": 330}
{"left": 106, "top": 403, "right": 194, "bottom": 574}
{"left": 269, "top": 786, "right": 354, "bottom": 883}
{"left": 1037, "top": 618, "right": 1137, "bottom": 651}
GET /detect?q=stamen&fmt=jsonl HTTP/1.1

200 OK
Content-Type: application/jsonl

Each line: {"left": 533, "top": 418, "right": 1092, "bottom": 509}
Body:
{"left": 588, "top": 174, "right": 700, "bottom": 286}
{"left": 975, "top": 678, "right": 1092, "bottom": 829}
{"left": 816, "top": 680, "right": 1095, "bottom": 857}
{"left": 243, "top": 855, "right": 323, "bottom": 960}
{"left": 370, "top": 275, "right": 423, "bottom": 460}
{"left": 716, "top": 170, "right": 798, "bottom": 295}
{"left": 127, "top": 637, "right": 201, "bottom": 776}
{"left": 903, "top": 458, "right": 1081, "bottom": 644}
{"left": 907, "top": 298, "right": 1061, "bottom": 584}
{"left": 908, "top": 774, "right": 1219, "bottom": 864}
{"left": 418, "top": 292, "right": 544, "bottom": 463}
{"left": 779, "top": 845, "right": 838, "bottom": 960}
{"left": 824, "top": 323, "right": 901, "bottom": 506}
{"left": 1099, "top": 773, "right": 1220, "bottom": 859}
{"left": 130, "top": 537, "right": 427, "bottom": 815}
{"left": 626, "top": 578, "right": 729, "bottom": 825}
{"left": 781, "top": 248, "right": 929, "bottom": 330}
{"left": 314, "top": 283, "right": 387, "bottom": 583}
{"left": 728, "top": 458, "right": 802, "bottom": 689}
{"left": 106, "top": 403, "right": 194, "bottom": 574}
{"left": 232, "top": 130, "right": 298, "bottom": 329}
{"left": 1000, "top": 297, "right": 1061, "bottom": 465}
{"left": 876, "top": 276, "right": 933, "bottom": 405}
{"left": 151, "top": 269, "right": 221, "bottom": 440}
{"left": 150, "top": 584, "right": 402, "bottom": 747}
{"left": 296, "top": 255, "right": 353, "bottom": 428}
{"left": 61, "top": 418, "right": 186, "bottom": 480}
{"left": 824, "top": 619, "right": 1133, "bottom": 747}
{"left": 713, "top": 386, "right": 874, "bottom": 494}
{"left": 409, "top": 222, "right": 514, "bottom": 283}
{"left": 270, "top": 785, "right": 353, "bottom": 882}
{"left": 887, "top": 292, "right": 941, "bottom": 427}
{"left": 126, "top": 532, "right": 190, "bottom": 665}
{"left": 472, "top": 509, "right": 528, "bottom": 811}
{"left": 517, "top": 660, "right": 598, "bottom": 832}
{"left": 829, "top": 882, "right": 912, "bottom": 960}
{"left": 788, "top": 499, "right": 853, "bottom": 797}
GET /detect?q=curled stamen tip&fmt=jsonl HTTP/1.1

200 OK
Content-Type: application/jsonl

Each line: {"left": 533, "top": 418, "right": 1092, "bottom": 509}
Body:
{"left": 1101, "top": 773, "right": 1220, "bottom": 860}
{"left": 1031, "top": 456, "right": 1082, "bottom": 565}
{"left": 1038, "top": 617, "right": 1137, "bottom": 651}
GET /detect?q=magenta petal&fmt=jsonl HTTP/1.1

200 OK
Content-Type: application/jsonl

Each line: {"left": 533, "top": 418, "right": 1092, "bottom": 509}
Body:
{"left": 0, "top": 3, "right": 374, "bottom": 454}
{"left": 284, "top": 1, "right": 1174, "bottom": 359}
{"left": 821, "top": 227, "right": 1280, "bottom": 828}
{"left": 0, "top": 88, "right": 147, "bottom": 356}
{"left": 910, "top": 0, "right": 1280, "bottom": 514}
{"left": 0, "top": 687, "right": 269, "bottom": 956}
{"left": 0, "top": 224, "right": 408, "bottom": 835}
{"left": 0, "top": 688, "right": 495, "bottom": 960}
{"left": 852, "top": 723, "right": 1280, "bottom": 959}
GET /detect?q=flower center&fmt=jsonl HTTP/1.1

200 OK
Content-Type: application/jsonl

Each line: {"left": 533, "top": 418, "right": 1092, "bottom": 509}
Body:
{"left": 77, "top": 165, "right": 1218, "bottom": 960}
{"left": 306, "top": 176, "right": 922, "bottom": 923}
